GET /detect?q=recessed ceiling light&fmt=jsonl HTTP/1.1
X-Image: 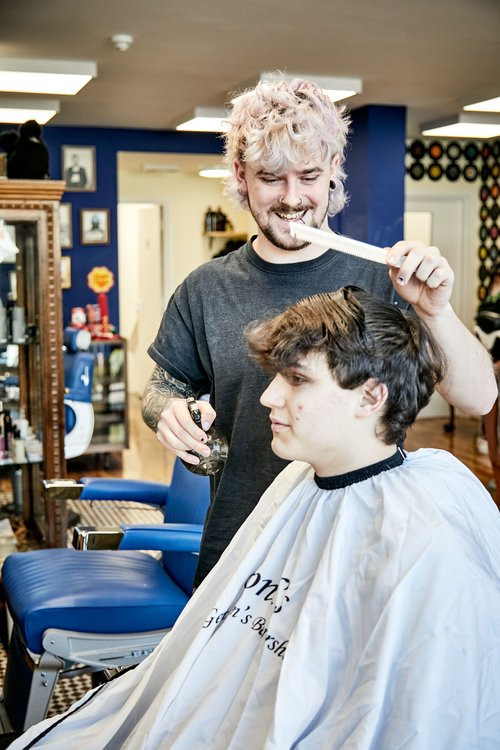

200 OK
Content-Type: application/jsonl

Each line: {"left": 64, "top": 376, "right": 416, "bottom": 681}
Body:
{"left": 421, "top": 112, "right": 500, "bottom": 139}
{"left": 464, "top": 96, "right": 500, "bottom": 113}
{"left": 176, "top": 107, "right": 229, "bottom": 133}
{"left": 0, "top": 58, "right": 96, "bottom": 96}
{"left": 0, "top": 97, "right": 60, "bottom": 124}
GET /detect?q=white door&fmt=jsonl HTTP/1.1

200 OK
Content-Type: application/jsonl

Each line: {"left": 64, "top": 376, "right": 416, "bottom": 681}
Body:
{"left": 404, "top": 194, "right": 476, "bottom": 418}
{"left": 118, "top": 203, "right": 163, "bottom": 395}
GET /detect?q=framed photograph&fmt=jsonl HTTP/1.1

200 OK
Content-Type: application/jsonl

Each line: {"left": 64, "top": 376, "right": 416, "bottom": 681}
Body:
{"left": 62, "top": 145, "right": 96, "bottom": 192}
{"left": 80, "top": 208, "right": 110, "bottom": 245}
{"left": 59, "top": 203, "right": 73, "bottom": 248}
{"left": 61, "top": 256, "right": 72, "bottom": 289}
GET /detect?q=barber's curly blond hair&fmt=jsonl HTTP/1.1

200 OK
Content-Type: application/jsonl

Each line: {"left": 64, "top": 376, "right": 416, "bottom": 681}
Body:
{"left": 222, "top": 72, "right": 351, "bottom": 216}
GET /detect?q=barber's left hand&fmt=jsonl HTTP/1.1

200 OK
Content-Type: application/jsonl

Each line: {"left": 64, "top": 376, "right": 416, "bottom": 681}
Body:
{"left": 386, "top": 240, "right": 454, "bottom": 317}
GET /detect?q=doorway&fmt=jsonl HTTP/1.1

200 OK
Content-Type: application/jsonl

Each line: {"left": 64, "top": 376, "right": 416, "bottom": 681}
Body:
{"left": 404, "top": 190, "right": 477, "bottom": 418}
{"left": 117, "top": 202, "right": 165, "bottom": 396}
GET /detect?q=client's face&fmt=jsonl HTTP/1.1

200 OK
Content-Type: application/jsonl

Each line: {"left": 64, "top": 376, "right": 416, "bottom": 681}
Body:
{"left": 260, "top": 352, "right": 361, "bottom": 475}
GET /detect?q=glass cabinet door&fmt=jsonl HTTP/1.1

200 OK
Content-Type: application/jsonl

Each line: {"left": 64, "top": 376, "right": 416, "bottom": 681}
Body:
{"left": 0, "top": 180, "right": 66, "bottom": 546}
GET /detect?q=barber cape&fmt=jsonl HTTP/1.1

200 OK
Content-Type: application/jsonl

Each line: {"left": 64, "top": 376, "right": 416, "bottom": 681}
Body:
{"left": 14, "top": 449, "right": 500, "bottom": 750}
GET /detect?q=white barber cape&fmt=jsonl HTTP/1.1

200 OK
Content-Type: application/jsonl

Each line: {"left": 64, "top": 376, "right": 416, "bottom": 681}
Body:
{"left": 14, "top": 449, "right": 500, "bottom": 749}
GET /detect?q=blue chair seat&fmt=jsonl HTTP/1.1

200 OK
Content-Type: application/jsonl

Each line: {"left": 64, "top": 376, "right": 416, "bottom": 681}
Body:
{"left": 3, "top": 548, "right": 189, "bottom": 655}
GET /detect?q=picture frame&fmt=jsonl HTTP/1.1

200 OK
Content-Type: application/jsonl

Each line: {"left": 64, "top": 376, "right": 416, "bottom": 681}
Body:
{"left": 80, "top": 208, "right": 110, "bottom": 245}
{"left": 62, "top": 145, "right": 96, "bottom": 192}
{"left": 61, "top": 256, "right": 72, "bottom": 289}
{"left": 59, "top": 203, "right": 73, "bottom": 248}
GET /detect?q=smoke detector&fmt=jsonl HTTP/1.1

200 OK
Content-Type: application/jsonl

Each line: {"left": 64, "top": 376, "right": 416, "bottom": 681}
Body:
{"left": 111, "top": 34, "right": 134, "bottom": 52}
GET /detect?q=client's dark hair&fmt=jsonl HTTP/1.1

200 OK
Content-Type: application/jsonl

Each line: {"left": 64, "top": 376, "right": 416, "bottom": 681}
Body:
{"left": 246, "top": 287, "right": 446, "bottom": 445}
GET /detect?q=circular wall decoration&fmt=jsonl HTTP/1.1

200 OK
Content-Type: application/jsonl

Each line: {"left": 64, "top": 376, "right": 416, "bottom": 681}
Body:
{"left": 409, "top": 140, "right": 426, "bottom": 159}
{"left": 464, "top": 142, "right": 479, "bottom": 161}
{"left": 427, "top": 163, "right": 442, "bottom": 181}
{"left": 446, "top": 141, "right": 462, "bottom": 160}
{"left": 408, "top": 162, "right": 425, "bottom": 180}
{"left": 479, "top": 245, "right": 488, "bottom": 261}
{"left": 480, "top": 205, "right": 489, "bottom": 222}
{"left": 428, "top": 141, "right": 443, "bottom": 160}
{"left": 480, "top": 225, "right": 489, "bottom": 242}
{"left": 464, "top": 164, "right": 478, "bottom": 182}
{"left": 446, "top": 163, "right": 460, "bottom": 181}
{"left": 480, "top": 185, "right": 490, "bottom": 201}
{"left": 489, "top": 245, "right": 498, "bottom": 262}
{"left": 491, "top": 184, "right": 500, "bottom": 200}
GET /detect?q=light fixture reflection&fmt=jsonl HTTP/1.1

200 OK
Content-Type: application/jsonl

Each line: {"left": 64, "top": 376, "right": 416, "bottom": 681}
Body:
{"left": 464, "top": 97, "right": 500, "bottom": 114}
{"left": 199, "top": 167, "right": 230, "bottom": 178}
{"left": 176, "top": 107, "right": 229, "bottom": 133}
{"left": 0, "top": 58, "right": 96, "bottom": 95}
{"left": 421, "top": 112, "right": 500, "bottom": 139}
{"left": 0, "top": 98, "right": 60, "bottom": 124}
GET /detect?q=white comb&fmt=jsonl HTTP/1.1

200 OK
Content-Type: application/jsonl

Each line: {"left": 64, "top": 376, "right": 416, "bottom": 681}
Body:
{"left": 289, "top": 223, "right": 388, "bottom": 265}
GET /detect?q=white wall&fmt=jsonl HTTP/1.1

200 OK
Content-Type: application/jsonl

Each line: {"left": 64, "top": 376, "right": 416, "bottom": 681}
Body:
{"left": 118, "top": 203, "right": 163, "bottom": 394}
{"left": 118, "top": 168, "right": 255, "bottom": 298}
{"left": 405, "top": 176, "right": 480, "bottom": 330}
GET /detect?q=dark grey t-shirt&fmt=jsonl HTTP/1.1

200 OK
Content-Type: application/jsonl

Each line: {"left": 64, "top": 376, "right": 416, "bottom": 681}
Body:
{"left": 148, "top": 240, "right": 408, "bottom": 585}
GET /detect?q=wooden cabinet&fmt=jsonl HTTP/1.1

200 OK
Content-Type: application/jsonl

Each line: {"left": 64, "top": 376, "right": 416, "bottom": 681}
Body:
{"left": 0, "top": 180, "right": 66, "bottom": 546}
{"left": 86, "top": 337, "right": 129, "bottom": 454}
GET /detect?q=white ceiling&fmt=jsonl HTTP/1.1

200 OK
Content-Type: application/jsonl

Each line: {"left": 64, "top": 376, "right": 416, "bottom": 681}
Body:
{"left": 3, "top": 0, "right": 500, "bottom": 138}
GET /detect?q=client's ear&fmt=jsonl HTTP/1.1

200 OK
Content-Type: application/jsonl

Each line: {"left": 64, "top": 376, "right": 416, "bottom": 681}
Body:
{"left": 356, "top": 378, "right": 388, "bottom": 417}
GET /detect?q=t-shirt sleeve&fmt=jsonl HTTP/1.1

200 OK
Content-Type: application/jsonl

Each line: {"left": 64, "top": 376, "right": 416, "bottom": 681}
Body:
{"left": 147, "top": 281, "right": 212, "bottom": 395}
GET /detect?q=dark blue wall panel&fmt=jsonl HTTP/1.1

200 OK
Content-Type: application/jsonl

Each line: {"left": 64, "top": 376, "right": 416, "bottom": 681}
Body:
{"left": 333, "top": 105, "right": 406, "bottom": 247}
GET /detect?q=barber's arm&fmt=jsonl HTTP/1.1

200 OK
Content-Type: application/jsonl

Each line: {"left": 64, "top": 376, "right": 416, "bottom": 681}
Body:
{"left": 142, "top": 365, "right": 216, "bottom": 466}
{"left": 387, "top": 240, "right": 497, "bottom": 416}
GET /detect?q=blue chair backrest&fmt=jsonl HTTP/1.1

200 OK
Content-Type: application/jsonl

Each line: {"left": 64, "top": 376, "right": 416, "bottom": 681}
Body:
{"left": 163, "top": 460, "right": 210, "bottom": 594}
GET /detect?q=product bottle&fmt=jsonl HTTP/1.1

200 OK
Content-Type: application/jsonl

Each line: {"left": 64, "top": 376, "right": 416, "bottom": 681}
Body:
{"left": 204, "top": 207, "right": 214, "bottom": 233}
{"left": 215, "top": 207, "right": 227, "bottom": 231}
{"left": 6, "top": 292, "right": 14, "bottom": 343}
{"left": 12, "top": 304, "right": 26, "bottom": 342}
{"left": 12, "top": 427, "right": 26, "bottom": 463}
{"left": 0, "top": 298, "right": 7, "bottom": 343}
{"left": 181, "top": 397, "right": 228, "bottom": 476}
{"left": 3, "top": 409, "right": 13, "bottom": 459}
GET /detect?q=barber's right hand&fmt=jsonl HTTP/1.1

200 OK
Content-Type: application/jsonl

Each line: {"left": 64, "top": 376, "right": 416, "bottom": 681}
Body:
{"left": 156, "top": 398, "right": 217, "bottom": 466}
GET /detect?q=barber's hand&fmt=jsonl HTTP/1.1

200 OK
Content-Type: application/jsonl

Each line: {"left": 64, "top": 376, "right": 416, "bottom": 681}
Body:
{"left": 156, "top": 398, "right": 216, "bottom": 466}
{"left": 386, "top": 240, "right": 454, "bottom": 318}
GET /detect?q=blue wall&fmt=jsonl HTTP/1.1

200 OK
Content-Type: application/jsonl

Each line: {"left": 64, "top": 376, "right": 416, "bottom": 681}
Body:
{"left": 2, "top": 104, "right": 406, "bottom": 330}
{"left": 337, "top": 105, "right": 407, "bottom": 246}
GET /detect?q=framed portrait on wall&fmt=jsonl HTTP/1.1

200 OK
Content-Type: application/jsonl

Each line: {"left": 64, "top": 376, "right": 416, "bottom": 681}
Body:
{"left": 80, "top": 208, "right": 110, "bottom": 245}
{"left": 61, "top": 256, "right": 72, "bottom": 289}
{"left": 59, "top": 203, "right": 73, "bottom": 248}
{"left": 62, "top": 145, "right": 96, "bottom": 192}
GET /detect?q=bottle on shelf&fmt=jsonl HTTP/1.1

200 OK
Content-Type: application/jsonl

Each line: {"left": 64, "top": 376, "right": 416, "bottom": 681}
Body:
{"left": 3, "top": 408, "right": 13, "bottom": 458}
{"left": 12, "top": 304, "right": 26, "bottom": 343}
{"left": 204, "top": 207, "right": 216, "bottom": 233}
{"left": 0, "top": 298, "right": 7, "bottom": 344}
{"left": 215, "top": 207, "right": 227, "bottom": 231}
{"left": 6, "top": 292, "right": 14, "bottom": 343}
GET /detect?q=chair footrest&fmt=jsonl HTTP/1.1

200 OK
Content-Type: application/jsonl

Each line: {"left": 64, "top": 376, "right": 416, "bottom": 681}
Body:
{"left": 42, "top": 627, "right": 169, "bottom": 669}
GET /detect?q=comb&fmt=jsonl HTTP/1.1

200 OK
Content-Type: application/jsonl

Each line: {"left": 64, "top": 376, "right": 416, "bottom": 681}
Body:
{"left": 289, "top": 223, "right": 390, "bottom": 266}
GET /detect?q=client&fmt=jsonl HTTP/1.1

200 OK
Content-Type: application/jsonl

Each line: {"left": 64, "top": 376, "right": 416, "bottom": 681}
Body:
{"left": 12, "top": 288, "right": 500, "bottom": 749}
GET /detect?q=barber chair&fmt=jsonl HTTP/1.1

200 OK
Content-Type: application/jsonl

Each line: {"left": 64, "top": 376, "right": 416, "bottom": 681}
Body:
{"left": 1, "top": 459, "right": 210, "bottom": 731}
{"left": 63, "top": 327, "right": 94, "bottom": 459}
